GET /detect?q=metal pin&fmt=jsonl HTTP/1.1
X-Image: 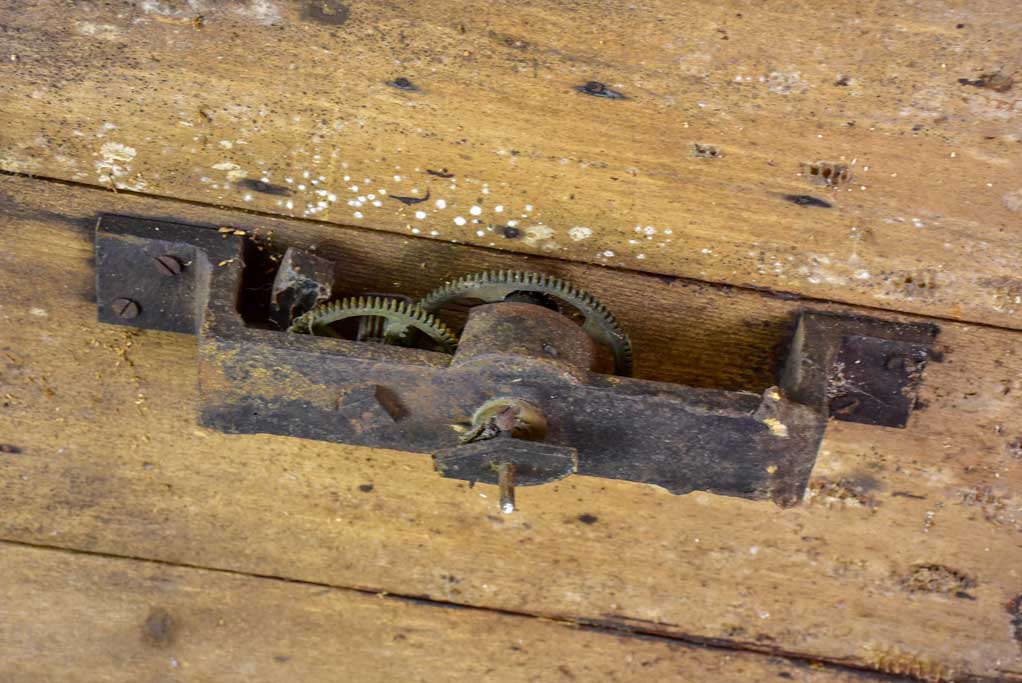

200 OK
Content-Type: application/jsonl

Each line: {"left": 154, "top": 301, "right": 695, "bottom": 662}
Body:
{"left": 498, "top": 462, "right": 516, "bottom": 514}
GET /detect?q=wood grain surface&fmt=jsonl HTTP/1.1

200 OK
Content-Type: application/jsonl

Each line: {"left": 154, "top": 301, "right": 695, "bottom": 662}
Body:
{"left": 0, "top": 1, "right": 1020, "bottom": 326}
{"left": 3, "top": 541, "right": 895, "bottom": 682}
{"left": 1, "top": 175, "right": 1020, "bottom": 680}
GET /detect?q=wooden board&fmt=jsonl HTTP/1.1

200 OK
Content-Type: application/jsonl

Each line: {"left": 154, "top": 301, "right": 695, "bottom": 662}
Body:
{"left": 1, "top": 175, "right": 1020, "bottom": 681}
{"left": 1, "top": 1, "right": 1020, "bottom": 328}
{"left": 3, "top": 541, "right": 885, "bottom": 682}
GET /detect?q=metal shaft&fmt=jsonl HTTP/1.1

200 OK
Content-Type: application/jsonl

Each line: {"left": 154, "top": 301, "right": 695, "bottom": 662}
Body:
{"left": 498, "top": 463, "right": 516, "bottom": 514}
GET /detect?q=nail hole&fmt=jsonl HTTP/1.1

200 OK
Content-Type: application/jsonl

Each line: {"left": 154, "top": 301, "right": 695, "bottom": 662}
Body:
{"left": 803, "top": 161, "right": 849, "bottom": 187}
{"left": 388, "top": 77, "right": 418, "bottom": 92}
{"left": 692, "top": 143, "right": 722, "bottom": 159}
{"left": 783, "top": 194, "right": 832, "bottom": 208}
{"left": 576, "top": 81, "right": 626, "bottom": 99}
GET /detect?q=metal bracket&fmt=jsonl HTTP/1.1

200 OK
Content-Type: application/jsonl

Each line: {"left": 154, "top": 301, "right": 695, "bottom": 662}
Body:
{"left": 781, "top": 311, "right": 940, "bottom": 428}
{"left": 94, "top": 216, "right": 940, "bottom": 511}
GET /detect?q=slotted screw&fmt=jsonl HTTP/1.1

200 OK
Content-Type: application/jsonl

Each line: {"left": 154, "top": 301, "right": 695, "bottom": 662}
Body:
{"left": 111, "top": 298, "right": 140, "bottom": 319}
{"left": 154, "top": 254, "right": 182, "bottom": 276}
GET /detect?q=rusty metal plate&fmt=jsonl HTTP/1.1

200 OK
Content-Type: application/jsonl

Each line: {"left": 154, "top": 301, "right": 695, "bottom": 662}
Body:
{"left": 781, "top": 311, "right": 940, "bottom": 429}
{"left": 830, "top": 335, "right": 934, "bottom": 427}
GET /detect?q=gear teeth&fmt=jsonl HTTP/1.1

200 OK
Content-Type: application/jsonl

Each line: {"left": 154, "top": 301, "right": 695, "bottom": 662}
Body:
{"left": 418, "top": 270, "right": 633, "bottom": 376}
{"left": 289, "top": 295, "right": 458, "bottom": 353}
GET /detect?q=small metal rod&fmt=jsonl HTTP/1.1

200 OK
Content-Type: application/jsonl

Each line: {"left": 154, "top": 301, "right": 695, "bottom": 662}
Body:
{"left": 498, "top": 463, "right": 516, "bottom": 514}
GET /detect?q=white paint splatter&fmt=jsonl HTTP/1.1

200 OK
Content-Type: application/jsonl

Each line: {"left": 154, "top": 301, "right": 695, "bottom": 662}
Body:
{"left": 212, "top": 161, "right": 247, "bottom": 182}
{"left": 231, "top": 0, "right": 282, "bottom": 26}
{"left": 1003, "top": 188, "right": 1022, "bottom": 213}
{"left": 96, "top": 142, "right": 145, "bottom": 189}
{"left": 568, "top": 226, "right": 593, "bottom": 241}
{"left": 76, "top": 22, "right": 122, "bottom": 40}
{"left": 523, "top": 225, "right": 554, "bottom": 246}
{"left": 765, "top": 71, "right": 807, "bottom": 94}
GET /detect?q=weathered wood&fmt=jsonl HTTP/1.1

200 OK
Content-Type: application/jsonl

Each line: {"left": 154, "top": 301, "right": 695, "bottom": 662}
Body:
{"left": 2, "top": 542, "right": 882, "bottom": 682}
{"left": 1, "top": 1, "right": 1020, "bottom": 327}
{"left": 1, "top": 175, "right": 1021, "bottom": 681}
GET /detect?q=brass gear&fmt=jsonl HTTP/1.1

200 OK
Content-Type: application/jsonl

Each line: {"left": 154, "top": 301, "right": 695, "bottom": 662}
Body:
{"left": 289, "top": 296, "right": 459, "bottom": 354}
{"left": 418, "top": 270, "right": 633, "bottom": 375}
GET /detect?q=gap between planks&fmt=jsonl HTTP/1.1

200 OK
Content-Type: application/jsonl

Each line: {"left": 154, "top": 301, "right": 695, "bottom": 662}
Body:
{"left": 0, "top": 538, "right": 923, "bottom": 683}
{"left": 2, "top": 168, "right": 1019, "bottom": 338}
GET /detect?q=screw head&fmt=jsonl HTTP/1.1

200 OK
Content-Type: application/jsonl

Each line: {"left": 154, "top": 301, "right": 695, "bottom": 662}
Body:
{"left": 154, "top": 254, "right": 182, "bottom": 276}
{"left": 111, "top": 297, "right": 140, "bottom": 320}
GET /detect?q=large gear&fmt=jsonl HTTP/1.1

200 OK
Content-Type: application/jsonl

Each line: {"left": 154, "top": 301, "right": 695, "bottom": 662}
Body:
{"left": 289, "top": 295, "right": 459, "bottom": 354}
{"left": 419, "top": 270, "right": 634, "bottom": 375}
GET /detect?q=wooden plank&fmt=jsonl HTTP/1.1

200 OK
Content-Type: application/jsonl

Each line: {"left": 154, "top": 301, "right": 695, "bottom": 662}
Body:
{"left": 1, "top": 541, "right": 880, "bottom": 682}
{"left": 1, "top": 1, "right": 1020, "bottom": 328}
{"left": 1, "top": 174, "right": 1021, "bottom": 681}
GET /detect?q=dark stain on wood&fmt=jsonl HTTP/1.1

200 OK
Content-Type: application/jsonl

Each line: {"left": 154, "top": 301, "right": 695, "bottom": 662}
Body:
{"left": 1008, "top": 593, "right": 1022, "bottom": 646}
{"left": 783, "top": 194, "right": 832, "bottom": 209}
{"left": 901, "top": 564, "right": 976, "bottom": 596}
{"left": 303, "top": 1, "right": 349, "bottom": 26}
{"left": 390, "top": 189, "right": 430, "bottom": 206}
{"left": 142, "top": 607, "right": 175, "bottom": 646}
{"left": 958, "top": 72, "right": 1014, "bottom": 93}
{"left": 388, "top": 77, "right": 418, "bottom": 92}
{"left": 238, "top": 179, "right": 292, "bottom": 197}
{"left": 576, "top": 81, "right": 627, "bottom": 99}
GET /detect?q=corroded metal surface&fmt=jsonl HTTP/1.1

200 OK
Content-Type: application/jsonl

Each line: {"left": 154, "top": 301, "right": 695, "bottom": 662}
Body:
{"left": 94, "top": 216, "right": 939, "bottom": 508}
{"left": 781, "top": 311, "right": 940, "bottom": 428}
{"left": 269, "top": 247, "right": 334, "bottom": 330}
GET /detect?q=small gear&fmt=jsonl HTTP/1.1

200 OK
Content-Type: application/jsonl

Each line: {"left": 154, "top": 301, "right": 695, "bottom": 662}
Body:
{"left": 289, "top": 295, "right": 459, "bottom": 354}
{"left": 419, "top": 270, "right": 633, "bottom": 375}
